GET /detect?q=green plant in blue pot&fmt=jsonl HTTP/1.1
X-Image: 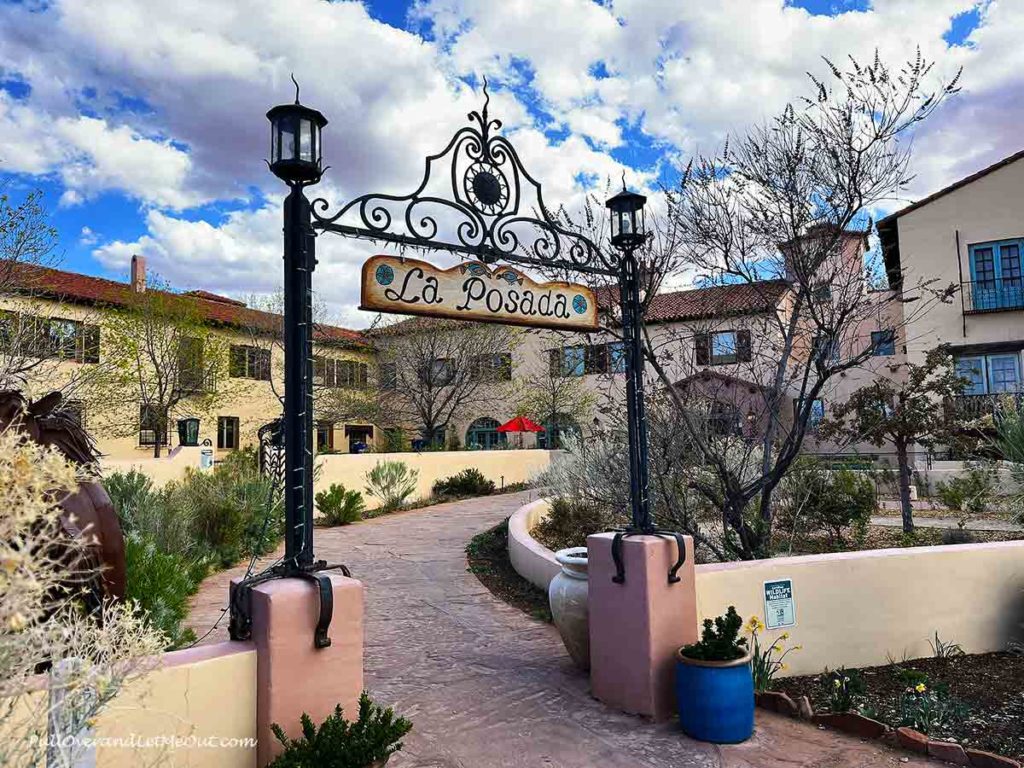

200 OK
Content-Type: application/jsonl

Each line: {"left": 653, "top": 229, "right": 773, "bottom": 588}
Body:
{"left": 676, "top": 606, "right": 754, "bottom": 743}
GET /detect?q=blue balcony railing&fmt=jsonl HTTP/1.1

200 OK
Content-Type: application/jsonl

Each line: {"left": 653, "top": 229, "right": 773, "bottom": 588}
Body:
{"left": 962, "top": 279, "right": 1024, "bottom": 314}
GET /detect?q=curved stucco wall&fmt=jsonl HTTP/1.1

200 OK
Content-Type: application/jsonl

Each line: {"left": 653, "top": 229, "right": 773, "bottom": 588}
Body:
{"left": 507, "top": 498, "right": 560, "bottom": 591}
{"left": 507, "top": 503, "right": 1024, "bottom": 676}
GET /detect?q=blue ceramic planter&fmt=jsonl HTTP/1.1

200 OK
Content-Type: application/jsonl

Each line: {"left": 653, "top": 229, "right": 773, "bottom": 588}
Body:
{"left": 675, "top": 649, "right": 754, "bottom": 743}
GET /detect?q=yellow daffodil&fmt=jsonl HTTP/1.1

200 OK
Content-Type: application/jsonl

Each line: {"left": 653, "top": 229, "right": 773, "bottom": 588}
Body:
{"left": 915, "top": 683, "right": 926, "bottom": 693}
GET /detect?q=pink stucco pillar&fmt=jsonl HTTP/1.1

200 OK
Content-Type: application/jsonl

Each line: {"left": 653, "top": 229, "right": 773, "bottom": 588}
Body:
{"left": 249, "top": 574, "right": 364, "bottom": 766}
{"left": 587, "top": 532, "right": 697, "bottom": 721}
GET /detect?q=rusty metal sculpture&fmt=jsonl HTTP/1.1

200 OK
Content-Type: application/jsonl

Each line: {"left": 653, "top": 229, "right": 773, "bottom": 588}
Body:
{"left": 0, "top": 391, "right": 126, "bottom": 609}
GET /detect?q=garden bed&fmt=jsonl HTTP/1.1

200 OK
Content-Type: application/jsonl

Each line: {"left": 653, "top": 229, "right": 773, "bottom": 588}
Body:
{"left": 772, "top": 652, "right": 1024, "bottom": 761}
{"left": 466, "top": 519, "right": 552, "bottom": 623}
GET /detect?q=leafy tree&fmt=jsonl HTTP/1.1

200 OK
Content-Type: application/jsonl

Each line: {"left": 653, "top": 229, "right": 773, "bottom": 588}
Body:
{"left": 87, "top": 278, "right": 233, "bottom": 457}
{"left": 820, "top": 347, "right": 976, "bottom": 532}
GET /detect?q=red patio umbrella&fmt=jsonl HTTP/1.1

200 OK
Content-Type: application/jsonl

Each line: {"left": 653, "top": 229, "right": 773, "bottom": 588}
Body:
{"left": 497, "top": 416, "right": 545, "bottom": 433}
{"left": 497, "top": 416, "right": 545, "bottom": 448}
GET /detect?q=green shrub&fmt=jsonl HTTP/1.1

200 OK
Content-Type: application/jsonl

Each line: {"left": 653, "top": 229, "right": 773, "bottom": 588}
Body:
{"left": 431, "top": 468, "right": 495, "bottom": 499}
{"left": 124, "top": 533, "right": 207, "bottom": 649}
{"left": 782, "top": 463, "right": 875, "bottom": 546}
{"left": 532, "top": 497, "right": 610, "bottom": 551}
{"left": 169, "top": 462, "right": 283, "bottom": 567}
{"left": 316, "top": 484, "right": 366, "bottom": 526}
{"left": 106, "top": 469, "right": 199, "bottom": 560}
{"left": 680, "top": 606, "right": 748, "bottom": 662}
{"left": 820, "top": 667, "right": 866, "bottom": 713}
{"left": 364, "top": 461, "right": 419, "bottom": 512}
{"left": 935, "top": 463, "right": 996, "bottom": 517}
{"left": 269, "top": 692, "right": 412, "bottom": 768}
{"left": 941, "top": 523, "right": 976, "bottom": 546}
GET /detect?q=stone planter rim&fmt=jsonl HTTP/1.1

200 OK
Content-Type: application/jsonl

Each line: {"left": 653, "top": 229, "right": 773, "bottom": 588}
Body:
{"left": 676, "top": 648, "right": 753, "bottom": 669}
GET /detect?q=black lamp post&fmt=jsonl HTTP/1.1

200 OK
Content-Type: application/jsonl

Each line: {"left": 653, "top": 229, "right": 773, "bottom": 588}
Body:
{"left": 606, "top": 184, "right": 653, "bottom": 535}
{"left": 266, "top": 82, "right": 327, "bottom": 573}
{"left": 227, "top": 81, "right": 344, "bottom": 650}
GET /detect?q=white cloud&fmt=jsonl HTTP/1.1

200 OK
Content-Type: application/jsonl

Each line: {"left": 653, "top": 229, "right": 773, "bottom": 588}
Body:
{"left": 3, "top": 0, "right": 1022, "bottom": 325}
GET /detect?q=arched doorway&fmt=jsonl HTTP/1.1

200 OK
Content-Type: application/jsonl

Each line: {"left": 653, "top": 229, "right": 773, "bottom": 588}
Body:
{"left": 465, "top": 417, "right": 506, "bottom": 450}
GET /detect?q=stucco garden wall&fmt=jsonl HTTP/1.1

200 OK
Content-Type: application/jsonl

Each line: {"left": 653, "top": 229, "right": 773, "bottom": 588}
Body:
{"left": 316, "top": 449, "right": 560, "bottom": 505}
{"left": 511, "top": 499, "right": 1024, "bottom": 677}
{"left": 8, "top": 642, "right": 257, "bottom": 768}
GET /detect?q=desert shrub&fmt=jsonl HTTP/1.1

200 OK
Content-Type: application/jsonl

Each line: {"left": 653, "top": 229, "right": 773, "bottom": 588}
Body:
{"left": 269, "top": 692, "right": 412, "bottom": 768}
{"left": 168, "top": 462, "right": 282, "bottom": 567}
{"left": 106, "top": 469, "right": 200, "bottom": 560}
{"left": 364, "top": 460, "right": 419, "bottom": 512}
{"left": 316, "top": 484, "right": 366, "bottom": 526}
{"left": 532, "top": 496, "right": 611, "bottom": 551}
{"left": 778, "top": 462, "right": 874, "bottom": 546}
{"left": 431, "top": 467, "right": 495, "bottom": 499}
{"left": 935, "top": 463, "right": 996, "bottom": 517}
{"left": 124, "top": 533, "right": 206, "bottom": 649}
{"left": 0, "top": 431, "right": 165, "bottom": 768}
{"left": 104, "top": 468, "right": 156, "bottom": 525}
{"left": 681, "top": 606, "right": 748, "bottom": 662}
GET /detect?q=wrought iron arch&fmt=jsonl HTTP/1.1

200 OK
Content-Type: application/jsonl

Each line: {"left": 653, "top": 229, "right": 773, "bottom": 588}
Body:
{"left": 310, "top": 80, "right": 616, "bottom": 277}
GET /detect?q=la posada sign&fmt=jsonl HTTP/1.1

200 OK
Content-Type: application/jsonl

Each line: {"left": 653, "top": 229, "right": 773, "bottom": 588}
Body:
{"left": 360, "top": 255, "right": 599, "bottom": 332}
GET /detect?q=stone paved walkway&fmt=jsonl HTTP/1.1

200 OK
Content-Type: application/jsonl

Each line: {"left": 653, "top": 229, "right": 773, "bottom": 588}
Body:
{"left": 188, "top": 491, "right": 944, "bottom": 767}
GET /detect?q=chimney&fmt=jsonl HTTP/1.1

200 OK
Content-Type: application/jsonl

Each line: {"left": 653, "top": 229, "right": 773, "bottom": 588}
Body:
{"left": 131, "top": 254, "right": 146, "bottom": 293}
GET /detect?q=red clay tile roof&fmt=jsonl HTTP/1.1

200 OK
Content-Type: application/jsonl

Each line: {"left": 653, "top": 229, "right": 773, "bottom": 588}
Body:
{"left": 595, "top": 279, "right": 789, "bottom": 324}
{"left": 8, "top": 264, "right": 369, "bottom": 348}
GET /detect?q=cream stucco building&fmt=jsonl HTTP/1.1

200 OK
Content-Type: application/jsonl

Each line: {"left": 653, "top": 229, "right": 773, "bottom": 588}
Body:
{"left": 2, "top": 256, "right": 377, "bottom": 460}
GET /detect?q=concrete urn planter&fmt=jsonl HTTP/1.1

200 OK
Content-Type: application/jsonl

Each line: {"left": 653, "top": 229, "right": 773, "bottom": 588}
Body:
{"left": 548, "top": 547, "right": 589, "bottom": 670}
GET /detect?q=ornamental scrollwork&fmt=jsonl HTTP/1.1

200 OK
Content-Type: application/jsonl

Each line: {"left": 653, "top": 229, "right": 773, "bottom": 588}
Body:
{"left": 310, "top": 80, "right": 615, "bottom": 276}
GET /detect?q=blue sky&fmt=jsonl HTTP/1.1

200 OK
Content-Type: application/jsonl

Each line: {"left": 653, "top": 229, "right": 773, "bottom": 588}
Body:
{"left": 0, "top": 0, "right": 1015, "bottom": 327}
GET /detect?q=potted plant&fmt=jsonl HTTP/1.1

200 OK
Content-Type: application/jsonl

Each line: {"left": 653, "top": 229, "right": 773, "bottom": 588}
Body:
{"left": 268, "top": 692, "right": 412, "bottom": 768}
{"left": 675, "top": 606, "right": 754, "bottom": 743}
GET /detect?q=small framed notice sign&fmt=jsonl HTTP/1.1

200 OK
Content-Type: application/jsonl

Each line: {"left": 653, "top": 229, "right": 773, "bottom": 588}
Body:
{"left": 763, "top": 579, "right": 796, "bottom": 630}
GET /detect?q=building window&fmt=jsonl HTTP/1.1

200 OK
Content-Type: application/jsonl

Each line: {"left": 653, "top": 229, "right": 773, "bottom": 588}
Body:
{"left": 139, "top": 404, "right": 169, "bottom": 446}
{"left": 4, "top": 313, "right": 100, "bottom": 363}
{"left": 229, "top": 344, "right": 271, "bottom": 380}
{"left": 316, "top": 422, "right": 334, "bottom": 452}
{"left": 217, "top": 416, "right": 240, "bottom": 450}
{"left": 955, "top": 353, "right": 1023, "bottom": 395}
{"left": 871, "top": 330, "right": 896, "bottom": 356}
{"left": 419, "top": 358, "right": 455, "bottom": 386}
{"left": 812, "top": 334, "right": 841, "bottom": 365}
{"left": 314, "top": 357, "right": 368, "bottom": 389}
{"left": 550, "top": 343, "right": 626, "bottom": 377}
{"left": 466, "top": 417, "right": 506, "bottom": 450}
{"left": 379, "top": 362, "right": 397, "bottom": 391}
{"left": 794, "top": 398, "right": 825, "bottom": 430}
{"left": 968, "top": 239, "right": 1024, "bottom": 311}
{"left": 695, "top": 330, "right": 752, "bottom": 366}
{"left": 470, "top": 353, "right": 512, "bottom": 382}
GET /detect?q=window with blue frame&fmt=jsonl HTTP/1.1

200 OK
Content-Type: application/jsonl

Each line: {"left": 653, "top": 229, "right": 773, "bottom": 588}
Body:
{"left": 968, "top": 238, "right": 1024, "bottom": 311}
{"left": 870, "top": 330, "right": 896, "bottom": 356}
{"left": 955, "top": 353, "right": 1022, "bottom": 395}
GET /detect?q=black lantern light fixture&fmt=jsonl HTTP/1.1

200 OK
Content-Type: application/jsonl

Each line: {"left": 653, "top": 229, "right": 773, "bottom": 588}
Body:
{"left": 267, "top": 76, "right": 328, "bottom": 185}
{"left": 606, "top": 183, "right": 647, "bottom": 251}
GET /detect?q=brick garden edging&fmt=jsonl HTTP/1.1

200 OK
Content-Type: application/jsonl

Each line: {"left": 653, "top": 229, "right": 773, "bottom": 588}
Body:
{"left": 754, "top": 692, "right": 1021, "bottom": 767}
